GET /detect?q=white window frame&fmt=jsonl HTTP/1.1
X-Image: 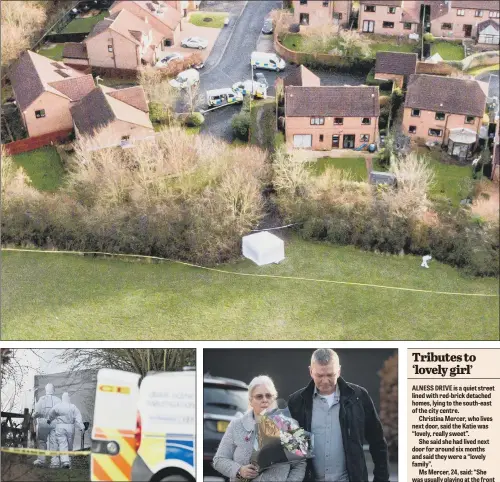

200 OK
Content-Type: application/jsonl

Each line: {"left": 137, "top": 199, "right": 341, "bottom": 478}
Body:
{"left": 364, "top": 5, "right": 376, "bottom": 13}
{"left": 408, "top": 125, "right": 417, "bottom": 134}
{"left": 411, "top": 108, "right": 421, "bottom": 117}
{"left": 456, "top": 9, "right": 465, "bottom": 16}
{"left": 489, "top": 11, "right": 499, "bottom": 18}
{"left": 475, "top": 10, "right": 483, "bottom": 17}
{"left": 428, "top": 128, "right": 443, "bottom": 137}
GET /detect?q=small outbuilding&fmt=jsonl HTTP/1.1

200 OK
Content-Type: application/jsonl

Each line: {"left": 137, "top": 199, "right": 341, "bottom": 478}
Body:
{"left": 447, "top": 128, "right": 478, "bottom": 160}
{"left": 242, "top": 231, "right": 285, "bottom": 266}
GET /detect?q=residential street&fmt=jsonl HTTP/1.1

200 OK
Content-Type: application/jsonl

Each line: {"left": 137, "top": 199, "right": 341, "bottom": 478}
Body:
{"left": 197, "top": 1, "right": 365, "bottom": 141}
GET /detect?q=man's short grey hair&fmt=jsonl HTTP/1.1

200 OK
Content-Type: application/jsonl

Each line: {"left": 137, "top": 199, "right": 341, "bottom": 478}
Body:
{"left": 248, "top": 375, "right": 278, "bottom": 401}
{"left": 311, "top": 349, "right": 340, "bottom": 367}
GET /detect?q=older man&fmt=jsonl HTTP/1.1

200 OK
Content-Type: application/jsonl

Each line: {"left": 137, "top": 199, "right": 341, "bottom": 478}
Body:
{"left": 287, "top": 349, "right": 389, "bottom": 482}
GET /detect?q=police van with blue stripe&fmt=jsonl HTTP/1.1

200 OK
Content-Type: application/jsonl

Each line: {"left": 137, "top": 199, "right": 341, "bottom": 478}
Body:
{"left": 250, "top": 51, "right": 285, "bottom": 72}
{"left": 91, "top": 368, "right": 195, "bottom": 482}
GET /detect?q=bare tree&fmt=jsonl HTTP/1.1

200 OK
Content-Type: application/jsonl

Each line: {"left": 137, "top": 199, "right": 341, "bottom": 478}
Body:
{"left": 58, "top": 349, "right": 195, "bottom": 377}
{"left": 182, "top": 82, "right": 204, "bottom": 116}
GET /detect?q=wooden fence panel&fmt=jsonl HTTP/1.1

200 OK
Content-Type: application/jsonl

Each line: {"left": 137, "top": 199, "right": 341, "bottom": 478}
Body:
{"left": 4, "top": 129, "right": 72, "bottom": 155}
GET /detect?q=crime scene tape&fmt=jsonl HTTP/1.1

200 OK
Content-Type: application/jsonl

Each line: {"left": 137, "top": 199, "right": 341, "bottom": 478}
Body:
{"left": 0, "top": 447, "right": 90, "bottom": 456}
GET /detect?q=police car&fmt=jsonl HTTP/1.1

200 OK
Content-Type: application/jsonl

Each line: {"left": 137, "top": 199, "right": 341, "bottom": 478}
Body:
{"left": 91, "top": 368, "right": 195, "bottom": 482}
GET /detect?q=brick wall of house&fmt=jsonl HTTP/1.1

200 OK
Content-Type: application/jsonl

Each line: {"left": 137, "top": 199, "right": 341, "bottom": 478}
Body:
{"left": 285, "top": 115, "right": 378, "bottom": 150}
{"left": 430, "top": 6, "right": 497, "bottom": 39}
{"left": 22, "top": 92, "right": 74, "bottom": 138}
{"left": 402, "top": 108, "right": 482, "bottom": 144}
{"left": 358, "top": 3, "right": 415, "bottom": 35}
{"left": 293, "top": 0, "right": 334, "bottom": 27}
{"left": 78, "top": 119, "right": 155, "bottom": 150}
{"left": 86, "top": 29, "right": 140, "bottom": 70}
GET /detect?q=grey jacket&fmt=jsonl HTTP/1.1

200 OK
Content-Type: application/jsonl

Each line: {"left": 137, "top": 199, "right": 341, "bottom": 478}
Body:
{"left": 213, "top": 410, "right": 306, "bottom": 482}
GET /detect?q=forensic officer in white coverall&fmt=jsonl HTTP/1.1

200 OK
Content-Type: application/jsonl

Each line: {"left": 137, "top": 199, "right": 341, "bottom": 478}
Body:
{"left": 32, "top": 383, "right": 61, "bottom": 467}
{"left": 47, "top": 392, "right": 85, "bottom": 469}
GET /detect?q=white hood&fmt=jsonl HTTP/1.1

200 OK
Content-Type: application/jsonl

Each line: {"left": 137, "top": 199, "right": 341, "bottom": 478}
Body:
{"left": 45, "top": 383, "right": 54, "bottom": 395}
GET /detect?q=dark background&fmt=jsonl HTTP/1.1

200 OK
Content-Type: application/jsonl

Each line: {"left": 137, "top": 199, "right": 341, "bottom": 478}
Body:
{"left": 204, "top": 348, "right": 397, "bottom": 412}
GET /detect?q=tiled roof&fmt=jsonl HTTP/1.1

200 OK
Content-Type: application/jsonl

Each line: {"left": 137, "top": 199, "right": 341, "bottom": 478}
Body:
{"left": 62, "top": 42, "right": 88, "bottom": 59}
{"left": 283, "top": 65, "right": 321, "bottom": 87}
{"left": 106, "top": 86, "right": 149, "bottom": 112}
{"left": 285, "top": 86, "right": 380, "bottom": 117}
{"left": 450, "top": 1, "right": 499, "bottom": 11}
{"left": 8, "top": 50, "right": 91, "bottom": 111}
{"left": 405, "top": 74, "right": 487, "bottom": 117}
{"left": 375, "top": 52, "right": 418, "bottom": 76}
{"left": 477, "top": 19, "right": 500, "bottom": 33}
{"left": 71, "top": 85, "right": 152, "bottom": 136}
{"left": 48, "top": 75, "right": 95, "bottom": 102}
{"left": 110, "top": 1, "right": 181, "bottom": 32}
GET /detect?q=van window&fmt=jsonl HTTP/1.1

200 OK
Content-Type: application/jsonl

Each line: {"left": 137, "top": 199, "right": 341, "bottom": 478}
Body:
{"left": 270, "top": 59, "right": 276, "bottom": 64}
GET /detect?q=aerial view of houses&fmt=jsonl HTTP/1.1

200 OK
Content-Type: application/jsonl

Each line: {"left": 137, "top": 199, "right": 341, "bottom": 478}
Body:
{"left": 1, "top": 0, "right": 499, "bottom": 340}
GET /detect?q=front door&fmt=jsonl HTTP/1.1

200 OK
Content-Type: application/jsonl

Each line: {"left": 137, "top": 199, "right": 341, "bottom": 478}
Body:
{"left": 332, "top": 135, "right": 340, "bottom": 148}
{"left": 463, "top": 24, "right": 472, "bottom": 37}
{"left": 362, "top": 20, "right": 375, "bottom": 33}
{"left": 343, "top": 134, "right": 355, "bottom": 149}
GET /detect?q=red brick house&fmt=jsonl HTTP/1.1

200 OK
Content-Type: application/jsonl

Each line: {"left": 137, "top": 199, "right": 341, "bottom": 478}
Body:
{"left": 285, "top": 86, "right": 380, "bottom": 150}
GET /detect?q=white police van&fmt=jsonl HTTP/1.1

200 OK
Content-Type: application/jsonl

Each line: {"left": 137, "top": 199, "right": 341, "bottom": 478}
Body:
{"left": 91, "top": 368, "right": 195, "bottom": 482}
{"left": 250, "top": 51, "right": 285, "bottom": 72}
{"left": 206, "top": 88, "right": 243, "bottom": 107}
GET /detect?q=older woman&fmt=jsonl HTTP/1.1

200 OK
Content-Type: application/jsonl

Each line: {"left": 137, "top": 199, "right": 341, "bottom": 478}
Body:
{"left": 213, "top": 375, "right": 306, "bottom": 482}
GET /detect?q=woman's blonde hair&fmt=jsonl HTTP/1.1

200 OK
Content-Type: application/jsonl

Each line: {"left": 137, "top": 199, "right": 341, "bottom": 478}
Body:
{"left": 248, "top": 375, "right": 278, "bottom": 404}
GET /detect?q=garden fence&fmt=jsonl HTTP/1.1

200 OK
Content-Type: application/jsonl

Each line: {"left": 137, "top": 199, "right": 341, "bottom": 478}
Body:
{"left": 4, "top": 129, "right": 73, "bottom": 156}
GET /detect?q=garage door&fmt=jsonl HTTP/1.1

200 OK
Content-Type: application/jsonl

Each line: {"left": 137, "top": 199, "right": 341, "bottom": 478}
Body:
{"left": 293, "top": 134, "right": 312, "bottom": 148}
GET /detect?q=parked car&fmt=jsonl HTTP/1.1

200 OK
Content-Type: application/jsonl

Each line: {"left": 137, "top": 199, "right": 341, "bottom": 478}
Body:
{"left": 203, "top": 375, "right": 248, "bottom": 480}
{"left": 156, "top": 52, "right": 184, "bottom": 68}
{"left": 181, "top": 36, "right": 209, "bottom": 50}
{"left": 192, "top": 60, "right": 205, "bottom": 70}
{"left": 262, "top": 18, "right": 273, "bottom": 34}
{"left": 169, "top": 68, "right": 200, "bottom": 89}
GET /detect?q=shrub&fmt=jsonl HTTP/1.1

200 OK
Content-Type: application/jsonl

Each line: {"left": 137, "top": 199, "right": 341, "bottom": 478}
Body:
{"left": 423, "top": 33, "right": 435, "bottom": 43}
{"left": 231, "top": 111, "right": 251, "bottom": 140}
{"left": 185, "top": 112, "right": 205, "bottom": 127}
{"left": 274, "top": 132, "right": 285, "bottom": 151}
{"left": 379, "top": 95, "right": 390, "bottom": 108}
{"left": 149, "top": 102, "right": 169, "bottom": 123}
{"left": 2, "top": 128, "right": 269, "bottom": 265}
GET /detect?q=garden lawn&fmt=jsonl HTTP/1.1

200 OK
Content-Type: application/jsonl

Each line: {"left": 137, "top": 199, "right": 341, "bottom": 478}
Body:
{"left": 2, "top": 238, "right": 498, "bottom": 340}
{"left": 310, "top": 156, "right": 368, "bottom": 181}
{"left": 431, "top": 41, "right": 464, "bottom": 61}
{"left": 281, "top": 34, "right": 304, "bottom": 51}
{"left": 12, "top": 147, "right": 65, "bottom": 192}
{"left": 369, "top": 42, "right": 417, "bottom": 55}
{"left": 189, "top": 12, "right": 228, "bottom": 28}
{"left": 37, "top": 43, "right": 64, "bottom": 60}
{"left": 417, "top": 148, "right": 472, "bottom": 204}
{"left": 61, "top": 11, "right": 109, "bottom": 33}
{"left": 466, "top": 63, "right": 499, "bottom": 77}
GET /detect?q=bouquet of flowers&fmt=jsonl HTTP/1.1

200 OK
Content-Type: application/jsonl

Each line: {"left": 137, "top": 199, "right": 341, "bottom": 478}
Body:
{"left": 245, "top": 408, "right": 313, "bottom": 477}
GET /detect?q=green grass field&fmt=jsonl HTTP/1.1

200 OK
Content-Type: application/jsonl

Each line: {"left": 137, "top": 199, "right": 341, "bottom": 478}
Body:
{"left": 369, "top": 42, "right": 417, "bottom": 55}
{"left": 281, "top": 34, "right": 304, "bottom": 51}
{"left": 2, "top": 238, "right": 498, "bottom": 340}
{"left": 189, "top": 12, "right": 228, "bottom": 28}
{"left": 431, "top": 41, "right": 464, "bottom": 61}
{"left": 12, "top": 147, "right": 65, "bottom": 192}
{"left": 310, "top": 157, "right": 368, "bottom": 181}
{"left": 37, "top": 43, "right": 64, "bottom": 61}
{"left": 61, "top": 11, "right": 109, "bottom": 34}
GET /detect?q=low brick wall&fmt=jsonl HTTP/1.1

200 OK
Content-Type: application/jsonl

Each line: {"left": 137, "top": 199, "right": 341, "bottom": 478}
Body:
{"left": 4, "top": 129, "right": 72, "bottom": 155}
{"left": 416, "top": 61, "right": 461, "bottom": 76}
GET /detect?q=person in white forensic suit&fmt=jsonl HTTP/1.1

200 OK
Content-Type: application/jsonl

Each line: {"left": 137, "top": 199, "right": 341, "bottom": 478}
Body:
{"left": 32, "top": 383, "right": 61, "bottom": 467}
{"left": 47, "top": 392, "right": 85, "bottom": 469}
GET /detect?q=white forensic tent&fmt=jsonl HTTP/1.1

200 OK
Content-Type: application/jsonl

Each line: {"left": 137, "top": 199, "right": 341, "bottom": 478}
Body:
{"left": 242, "top": 231, "right": 285, "bottom": 266}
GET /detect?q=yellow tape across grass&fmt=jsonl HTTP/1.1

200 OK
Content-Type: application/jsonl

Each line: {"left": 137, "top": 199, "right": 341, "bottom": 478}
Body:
{"left": 3, "top": 248, "right": 498, "bottom": 298}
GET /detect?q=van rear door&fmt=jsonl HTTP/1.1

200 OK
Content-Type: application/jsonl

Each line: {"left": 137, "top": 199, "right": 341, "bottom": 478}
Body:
{"left": 91, "top": 369, "right": 141, "bottom": 482}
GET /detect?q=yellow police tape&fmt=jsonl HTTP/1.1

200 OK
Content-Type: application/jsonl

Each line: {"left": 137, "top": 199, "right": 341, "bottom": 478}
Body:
{"left": 0, "top": 447, "right": 91, "bottom": 456}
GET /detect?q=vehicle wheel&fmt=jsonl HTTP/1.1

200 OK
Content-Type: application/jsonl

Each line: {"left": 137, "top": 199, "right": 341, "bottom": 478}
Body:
{"left": 158, "top": 476, "right": 190, "bottom": 482}
{"left": 198, "top": 46, "right": 203, "bottom": 50}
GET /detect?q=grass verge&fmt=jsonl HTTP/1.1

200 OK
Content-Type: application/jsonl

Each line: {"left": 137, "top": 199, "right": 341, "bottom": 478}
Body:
{"left": 189, "top": 12, "right": 228, "bottom": 28}
{"left": 466, "top": 63, "right": 499, "bottom": 77}
{"left": 2, "top": 237, "right": 498, "bottom": 340}
{"left": 12, "top": 147, "right": 65, "bottom": 192}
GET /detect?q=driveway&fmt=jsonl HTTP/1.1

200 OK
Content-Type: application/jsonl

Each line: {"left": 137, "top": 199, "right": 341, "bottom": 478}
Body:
{"left": 476, "top": 71, "right": 499, "bottom": 100}
{"left": 196, "top": 1, "right": 365, "bottom": 142}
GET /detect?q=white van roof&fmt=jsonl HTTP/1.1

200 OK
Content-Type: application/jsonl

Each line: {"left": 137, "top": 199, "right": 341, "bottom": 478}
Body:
{"left": 177, "top": 68, "right": 199, "bottom": 78}
{"left": 207, "top": 88, "right": 236, "bottom": 96}
{"left": 251, "top": 51, "right": 277, "bottom": 58}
